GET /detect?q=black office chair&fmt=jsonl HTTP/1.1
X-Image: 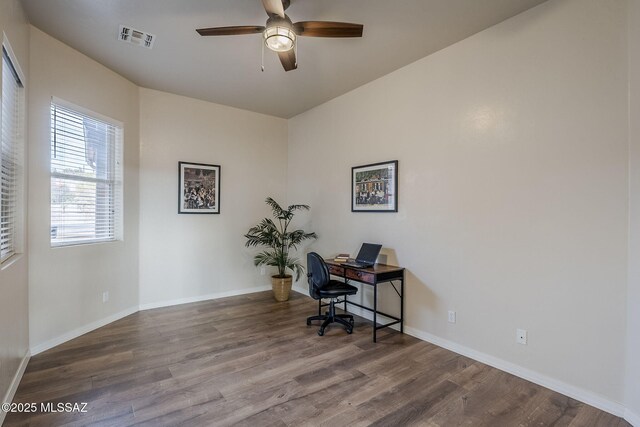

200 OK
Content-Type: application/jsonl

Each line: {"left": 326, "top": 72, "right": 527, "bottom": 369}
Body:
{"left": 306, "top": 252, "right": 358, "bottom": 336}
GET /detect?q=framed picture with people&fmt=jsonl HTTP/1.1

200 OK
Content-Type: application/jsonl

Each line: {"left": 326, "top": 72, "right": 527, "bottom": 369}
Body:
{"left": 179, "top": 161, "right": 221, "bottom": 214}
{"left": 352, "top": 160, "right": 398, "bottom": 212}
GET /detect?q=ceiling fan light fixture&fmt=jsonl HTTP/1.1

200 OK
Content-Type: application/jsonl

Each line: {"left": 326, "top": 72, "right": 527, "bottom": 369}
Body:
{"left": 263, "top": 26, "right": 296, "bottom": 52}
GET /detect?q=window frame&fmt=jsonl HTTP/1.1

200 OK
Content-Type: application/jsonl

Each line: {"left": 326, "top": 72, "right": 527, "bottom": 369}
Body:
{"left": 1, "top": 38, "right": 26, "bottom": 265}
{"left": 49, "top": 97, "right": 124, "bottom": 248}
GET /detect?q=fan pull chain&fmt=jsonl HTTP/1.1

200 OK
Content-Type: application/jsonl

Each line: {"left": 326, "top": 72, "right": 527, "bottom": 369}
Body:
{"left": 261, "top": 41, "right": 265, "bottom": 72}
{"left": 295, "top": 41, "right": 298, "bottom": 67}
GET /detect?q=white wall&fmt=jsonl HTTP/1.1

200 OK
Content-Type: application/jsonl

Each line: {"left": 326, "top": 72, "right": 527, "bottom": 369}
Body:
{"left": 0, "top": 0, "right": 29, "bottom": 415}
{"left": 138, "top": 88, "right": 288, "bottom": 308}
{"left": 28, "top": 27, "right": 140, "bottom": 352}
{"left": 4, "top": 0, "right": 638, "bottom": 422}
{"left": 626, "top": 0, "right": 640, "bottom": 424}
{"left": 288, "top": 0, "right": 629, "bottom": 411}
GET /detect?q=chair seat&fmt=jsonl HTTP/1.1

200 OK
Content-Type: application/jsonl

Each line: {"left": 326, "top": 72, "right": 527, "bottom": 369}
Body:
{"left": 317, "top": 280, "right": 358, "bottom": 298}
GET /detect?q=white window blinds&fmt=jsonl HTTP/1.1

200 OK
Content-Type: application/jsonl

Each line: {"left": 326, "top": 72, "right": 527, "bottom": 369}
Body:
{"left": 50, "top": 101, "right": 123, "bottom": 246}
{"left": 1, "top": 48, "right": 24, "bottom": 263}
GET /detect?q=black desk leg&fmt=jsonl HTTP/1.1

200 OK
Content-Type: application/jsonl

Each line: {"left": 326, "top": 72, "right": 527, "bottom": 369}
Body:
{"left": 373, "top": 282, "right": 378, "bottom": 343}
{"left": 400, "top": 275, "right": 404, "bottom": 334}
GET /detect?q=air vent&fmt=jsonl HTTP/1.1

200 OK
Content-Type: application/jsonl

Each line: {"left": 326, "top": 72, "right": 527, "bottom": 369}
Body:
{"left": 118, "top": 25, "right": 155, "bottom": 49}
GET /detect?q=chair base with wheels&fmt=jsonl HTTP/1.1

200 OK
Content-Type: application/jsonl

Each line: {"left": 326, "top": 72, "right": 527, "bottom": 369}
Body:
{"left": 306, "top": 252, "right": 358, "bottom": 336}
{"left": 307, "top": 296, "right": 356, "bottom": 336}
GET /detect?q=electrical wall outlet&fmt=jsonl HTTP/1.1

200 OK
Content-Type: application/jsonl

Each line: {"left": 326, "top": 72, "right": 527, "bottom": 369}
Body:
{"left": 102, "top": 291, "right": 109, "bottom": 303}
{"left": 517, "top": 328, "right": 527, "bottom": 345}
{"left": 448, "top": 310, "right": 456, "bottom": 323}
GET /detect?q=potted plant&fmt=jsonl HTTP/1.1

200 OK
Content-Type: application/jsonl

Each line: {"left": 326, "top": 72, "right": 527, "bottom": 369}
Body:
{"left": 245, "top": 197, "right": 318, "bottom": 301}
{"left": 244, "top": 197, "right": 318, "bottom": 301}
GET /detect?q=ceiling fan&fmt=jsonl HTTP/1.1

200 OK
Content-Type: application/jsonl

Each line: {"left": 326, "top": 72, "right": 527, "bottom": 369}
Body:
{"left": 196, "top": 0, "right": 363, "bottom": 72}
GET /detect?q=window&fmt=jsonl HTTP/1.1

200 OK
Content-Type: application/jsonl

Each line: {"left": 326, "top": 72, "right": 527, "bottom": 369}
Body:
{"left": 50, "top": 101, "right": 123, "bottom": 246}
{"left": 1, "top": 47, "right": 24, "bottom": 263}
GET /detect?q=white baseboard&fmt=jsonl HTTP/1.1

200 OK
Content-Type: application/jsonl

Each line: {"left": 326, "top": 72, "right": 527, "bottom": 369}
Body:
{"left": 0, "top": 351, "right": 30, "bottom": 425}
{"left": 403, "top": 326, "right": 625, "bottom": 418}
{"left": 30, "top": 306, "right": 138, "bottom": 356}
{"left": 295, "top": 286, "right": 625, "bottom": 418}
{"left": 30, "top": 287, "right": 272, "bottom": 356}
{"left": 22, "top": 286, "right": 632, "bottom": 423}
{"left": 625, "top": 409, "right": 640, "bottom": 426}
{"left": 139, "top": 285, "right": 272, "bottom": 311}
{"left": 292, "top": 285, "right": 308, "bottom": 296}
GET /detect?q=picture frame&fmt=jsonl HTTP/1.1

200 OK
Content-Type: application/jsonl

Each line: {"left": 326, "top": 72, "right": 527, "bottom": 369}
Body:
{"left": 179, "top": 161, "right": 221, "bottom": 214}
{"left": 352, "top": 160, "right": 398, "bottom": 212}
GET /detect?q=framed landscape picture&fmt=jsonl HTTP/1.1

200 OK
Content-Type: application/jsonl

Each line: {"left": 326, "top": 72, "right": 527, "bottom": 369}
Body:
{"left": 352, "top": 160, "right": 398, "bottom": 212}
{"left": 179, "top": 161, "right": 220, "bottom": 214}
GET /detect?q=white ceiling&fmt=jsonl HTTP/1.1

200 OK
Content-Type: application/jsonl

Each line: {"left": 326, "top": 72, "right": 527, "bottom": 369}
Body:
{"left": 21, "top": 0, "right": 547, "bottom": 118}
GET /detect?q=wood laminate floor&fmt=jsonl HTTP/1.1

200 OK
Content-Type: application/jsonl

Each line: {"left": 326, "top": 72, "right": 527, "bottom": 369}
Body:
{"left": 4, "top": 291, "right": 630, "bottom": 427}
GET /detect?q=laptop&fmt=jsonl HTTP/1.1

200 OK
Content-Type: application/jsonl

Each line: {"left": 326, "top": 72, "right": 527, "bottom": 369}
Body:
{"left": 343, "top": 243, "right": 382, "bottom": 268}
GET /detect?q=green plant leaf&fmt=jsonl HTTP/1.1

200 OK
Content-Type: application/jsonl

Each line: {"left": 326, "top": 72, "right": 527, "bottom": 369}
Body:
{"left": 245, "top": 197, "right": 318, "bottom": 279}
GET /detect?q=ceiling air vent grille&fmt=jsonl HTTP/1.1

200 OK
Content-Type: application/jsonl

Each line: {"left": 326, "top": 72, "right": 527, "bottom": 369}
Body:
{"left": 118, "top": 25, "right": 155, "bottom": 49}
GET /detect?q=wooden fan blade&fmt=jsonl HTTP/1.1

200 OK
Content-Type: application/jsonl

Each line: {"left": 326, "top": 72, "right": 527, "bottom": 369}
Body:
{"left": 196, "top": 26, "right": 265, "bottom": 36}
{"left": 278, "top": 49, "right": 297, "bottom": 72}
{"left": 293, "top": 21, "right": 363, "bottom": 38}
{"left": 261, "top": 0, "right": 285, "bottom": 18}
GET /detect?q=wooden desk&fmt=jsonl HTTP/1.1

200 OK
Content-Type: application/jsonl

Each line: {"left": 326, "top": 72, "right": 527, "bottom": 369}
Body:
{"left": 325, "top": 259, "right": 405, "bottom": 342}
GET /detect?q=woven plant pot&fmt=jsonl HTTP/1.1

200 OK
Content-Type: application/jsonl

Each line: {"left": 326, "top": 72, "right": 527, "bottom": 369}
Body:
{"left": 272, "top": 275, "right": 293, "bottom": 302}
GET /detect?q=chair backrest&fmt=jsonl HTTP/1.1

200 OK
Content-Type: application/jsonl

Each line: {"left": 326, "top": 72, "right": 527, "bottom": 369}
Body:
{"left": 307, "top": 252, "right": 329, "bottom": 300}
